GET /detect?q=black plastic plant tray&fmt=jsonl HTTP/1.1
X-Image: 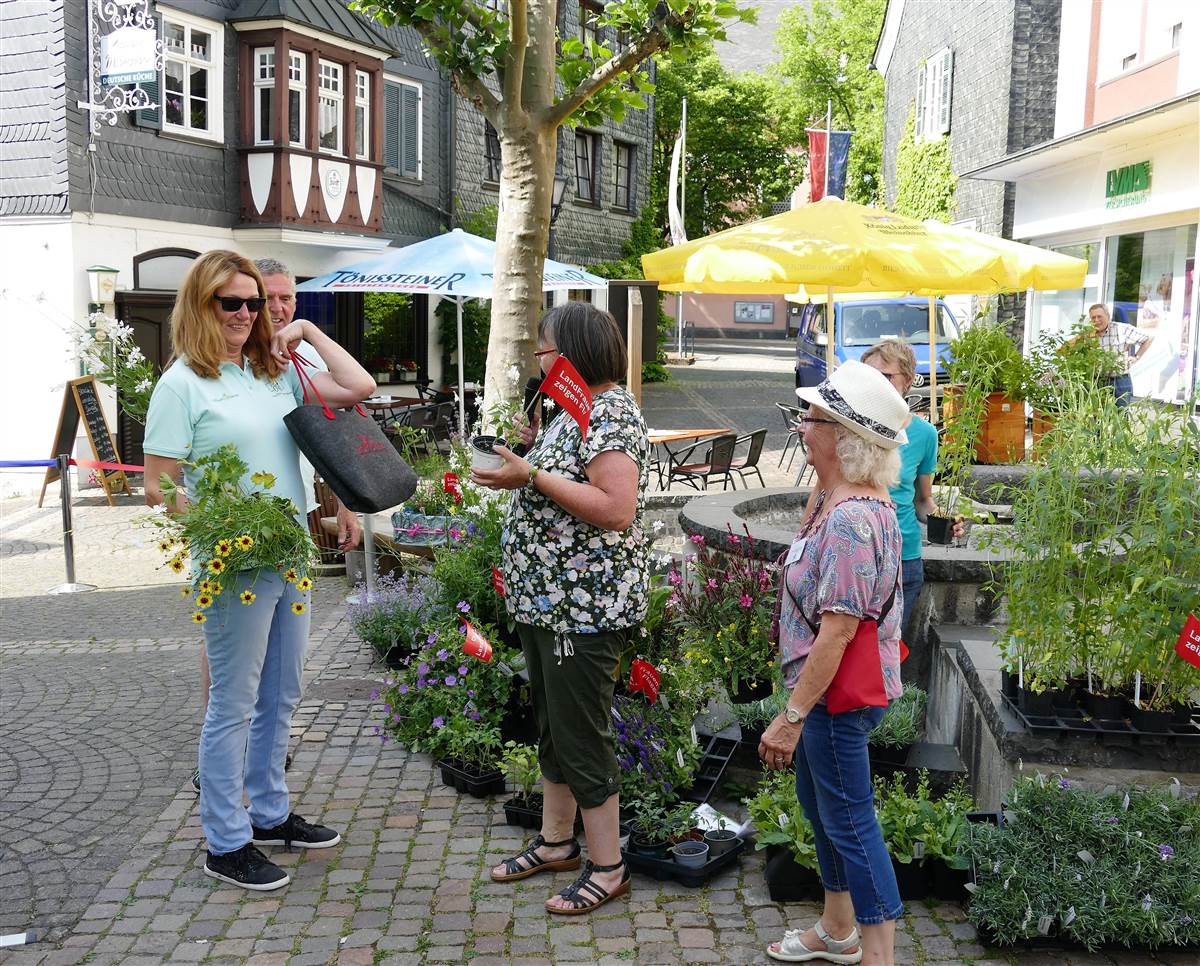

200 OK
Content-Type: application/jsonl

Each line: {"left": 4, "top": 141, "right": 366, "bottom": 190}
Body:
{"left": 1002, "top": 695, "right": 1200, "bottom": 744}
{"left": 682, "top": 735, "right": 738, "bottom": 804}
{"left": 624, "top": 836, "right": 746, "bottom": 887}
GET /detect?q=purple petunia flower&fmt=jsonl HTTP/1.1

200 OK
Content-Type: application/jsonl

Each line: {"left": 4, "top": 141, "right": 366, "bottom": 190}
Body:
{"left": 458, "top": 665, "right": 468, "bottom": 676}
{"left": 468, "top": 689, "right": 476, "bottom": 698}
{"left": 397, "top": 684, "right": 409, "bottom": 695}
{"left": 436, "top": 648, "right": 449, "bottom": 661}
{"left": 432, "top": 716, "right": 445, "bottom": 728}
{"left": 1058, "top": 777, "right": 1071, "bottom": 789}
{"left": 468, "top": 710, "right": 481, "bottom": 721}
{"left": 417, "top": 662, "right": 430, "bottom": 675}
{"left": 426, "top": 632, "right": 438, "bottom": 645}
{"left": 446, "top": 675, "right": 457, "bottom": 686}
{"left": 456, "top": 600, "right": 471, "bottom": 614}
{"left": 1158, "top": 844, "right": 1174, "bottom": 861}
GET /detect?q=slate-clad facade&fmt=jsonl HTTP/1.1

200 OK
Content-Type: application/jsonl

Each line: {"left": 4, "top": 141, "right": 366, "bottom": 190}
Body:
{"left": 0, "top": 0, "right": 653, "bottom": 496}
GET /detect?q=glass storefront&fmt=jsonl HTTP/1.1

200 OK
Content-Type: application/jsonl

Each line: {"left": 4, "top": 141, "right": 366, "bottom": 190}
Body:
{"left": 1028, "top": 223, "right": 1199, "bottom": 402}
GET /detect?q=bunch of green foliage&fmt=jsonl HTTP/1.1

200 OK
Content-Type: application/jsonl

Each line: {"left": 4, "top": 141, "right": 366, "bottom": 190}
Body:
{"left": 892, "top": 112, "right": 956, "bottom": 222}
{"left": 869, "top": 684, "right": 927, "bottom": 749}
{"left": 744, "top": 769, "right": 819, "bottom": 869}
{"left": 965, "top": 775, "right": 1200, "bottom": 950}
{"left": 499, "top": 741, "right": 541, "bottom": 803}
{"left": 1022, "top": 320, "right": 1126, "bottom": 416}
{"left": 874, "top": 770, "right": 975, "bottom": 869}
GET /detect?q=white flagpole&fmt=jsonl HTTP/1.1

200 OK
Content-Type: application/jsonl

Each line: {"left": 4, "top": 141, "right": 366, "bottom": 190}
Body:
{"left": 677, "top": 97, "right": 688, "bottom": 355}
{"left": 824, "top": 99, "right": 832, "bottom": 201}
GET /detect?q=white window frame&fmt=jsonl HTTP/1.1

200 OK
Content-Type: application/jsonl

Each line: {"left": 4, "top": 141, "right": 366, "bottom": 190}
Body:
{"left": 317, "top": 58, "right": 344, "bottom": 156}
{"left": 253, "top": 47, "right": 275, "bottom": 145}
{"left": 287, "top": 51, "right": 306, "bottom": 148}
{"left": 915, "top": 47, "right": 952, "bottom": 142}
{"left": 355, "top": 69, "right": 370, "bottom": 160}
{"left": 161, "top": 9, "right": 224, "bottom": 142}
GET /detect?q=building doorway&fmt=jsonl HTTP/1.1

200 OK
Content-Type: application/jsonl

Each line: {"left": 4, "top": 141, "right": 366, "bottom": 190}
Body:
{"left": 114, "top": 291, "right": 174, "bottom": 469}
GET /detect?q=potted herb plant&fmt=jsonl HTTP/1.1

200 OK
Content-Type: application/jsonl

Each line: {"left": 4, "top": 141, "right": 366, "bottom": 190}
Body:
{"left": 922, "top": 781, "right": 976, "bottom": 901}
{"left": 670, "top": 530, "right": 780, "bottom": 703}
{"left": 873, "top": 771, "right": 935, "bottom": 900}
{"left": 500, "top": 741, "right": 543, "bottom": 828}
{"left": 397, "top": 359, "right": 419, "bottom": 383}
{"left": 744, "top": 770, "right": 823, "bottom": 902}
{"left": 346, "top": 570, "right": 437, "bottom": 667}
{"left": 868, "top": 684, "right": 926, "bottom": 775}
{"left": 628, "top": 798, "right": 672, "bottom": 859}
{"left": 438, "top": 716, "right": 505, "bottom": 797}
{"left": 703, "top": 817, "right": 741, "bottom": 858}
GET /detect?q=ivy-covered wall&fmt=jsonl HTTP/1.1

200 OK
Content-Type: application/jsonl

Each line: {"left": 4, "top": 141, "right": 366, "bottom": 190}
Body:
{"left": 892, "top": 113, "right": 956, "bottom": 222}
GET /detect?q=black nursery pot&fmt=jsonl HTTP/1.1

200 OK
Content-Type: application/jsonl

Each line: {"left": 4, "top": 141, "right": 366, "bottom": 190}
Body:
{"left": 732, "top": 678, "right": 774, "bottom": 704}
{"left": 927, "top": 514, "right": 954, "bottom": 545}
{"left": 1000, "top": 669, "right": 1018, "bottom": 700}
{"left": 1084, "top": 691, "right": 1126, "bottom": 721}
{"left": 502, "top": 794, "right": 544, "bottom": 829}
{"left": 628, "top": 832, "right": 671, "bottom": 860}
{"left": 1130, "top": 706, "right": 1172, "bottom": 734}
{"left": 437, "top": 758, "right": 506, "bottom": 798}
{"left": 931, "top": 859, "right": 972, "bottom": 902}
{"left": 890, "top": 856, "right": 931, "bottom": 901}
{"left": 1017, "top": 686, "right": 1055, "bottom": 717}
{"left": 763, "top": 847, "right": 824, "bottom": 903}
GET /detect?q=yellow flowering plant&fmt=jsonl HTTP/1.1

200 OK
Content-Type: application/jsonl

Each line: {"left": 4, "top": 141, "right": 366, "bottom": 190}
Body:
{"left": 147, "top": 444, "right": 317, "bottom": 620}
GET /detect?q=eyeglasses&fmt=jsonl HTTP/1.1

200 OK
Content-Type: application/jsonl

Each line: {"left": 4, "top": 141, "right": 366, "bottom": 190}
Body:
{"left": 213, "top": 295, "right": 266, "bottom": 313}
{"left": 879, "top": 371, "right": 904, "bottom": 382}
{"left": 799, "top": 416, "right": 838, "bottom": 427}
{"left": 534, "top": 347, "right": 558, "bottom": 357}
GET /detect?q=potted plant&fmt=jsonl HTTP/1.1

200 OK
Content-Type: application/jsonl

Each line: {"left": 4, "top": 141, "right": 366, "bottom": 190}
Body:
{"left": 670, "top": 529, "right": 780, "bottom": 702}
{"left": 703, "top": 817, "right": 741, "bottom": 858}
{"left": 732, "top": 688, "right": 786, "bottom": 751}
{"left": 397, "top": 359, "right": 419, "bottom": 383}
{"left": 873, "top": 771, "right": 935, "bottom": 900}
{"left": 922, "top": 781, "right": 976, "bottom": 901}
{"left": 666, "top": 801, "right": 704, "bottom": 845}
{"left": 500, "top": 741, "right": 542, "bottom": 828}
{"left": 942, "top": 320, "right": 1028, "bottom": 465}
{"left": 964, "top": 775, "right": 1200, "bottom": 951}
{"left": 393, "top": 472, "right": 465, "bottom": 547}
{"left": 744, "top": 770, "right": 823, "bottom": 902}
{"left": 868, "top": 684, "right": 926, "bottom": 774}
{"left": 627, "top": 798, "right": 672, "bottom": 859}
{"left": 366, "top": 355, "right": 394, "bottom": 383}
{"left": 346, "top": 570, "right": 437, "bottom": 667}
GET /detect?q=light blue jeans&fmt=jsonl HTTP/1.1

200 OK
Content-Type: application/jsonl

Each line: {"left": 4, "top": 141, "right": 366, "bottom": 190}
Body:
{"left": 794, "top": 702, "right": 904, "bottom": 925}
{"left": 200, "top": 570, "right": 310, "bottom": 854}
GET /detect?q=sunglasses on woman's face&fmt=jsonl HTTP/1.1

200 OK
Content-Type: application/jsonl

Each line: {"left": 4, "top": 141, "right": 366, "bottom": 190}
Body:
{"left": 534, "top": 347, "right": 557, "bottom": 357}
{"left": 213, "top": 294, "right": 266, "bottom": 313}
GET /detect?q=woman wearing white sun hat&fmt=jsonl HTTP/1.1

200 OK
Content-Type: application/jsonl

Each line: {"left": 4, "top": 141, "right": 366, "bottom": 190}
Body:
{"left": 759, "top": 360, "right": 910, "bottom": 965}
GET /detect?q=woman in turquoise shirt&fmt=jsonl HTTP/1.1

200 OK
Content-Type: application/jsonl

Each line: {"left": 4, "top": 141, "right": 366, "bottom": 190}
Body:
{"left": 143, "top": 250, "right": 374, "bottom": 891}
{"left": 861, "top": 341, "right": 939, "bottom": 638}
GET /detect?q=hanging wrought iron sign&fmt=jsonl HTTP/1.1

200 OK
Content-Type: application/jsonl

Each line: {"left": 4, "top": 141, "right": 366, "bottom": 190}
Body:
{"left": 78, "top": 0, "right": 163, "bottom": 132}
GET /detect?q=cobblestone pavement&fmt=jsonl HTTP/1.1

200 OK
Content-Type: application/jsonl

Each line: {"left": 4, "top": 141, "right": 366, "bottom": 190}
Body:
{"left": 2, "top": 346, "right": 1190, "bottom": 964}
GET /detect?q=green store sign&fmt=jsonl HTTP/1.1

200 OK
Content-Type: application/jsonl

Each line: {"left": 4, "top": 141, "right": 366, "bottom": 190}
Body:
{"left": 1105, "top": 160, "right": 1152, "bottom": 208}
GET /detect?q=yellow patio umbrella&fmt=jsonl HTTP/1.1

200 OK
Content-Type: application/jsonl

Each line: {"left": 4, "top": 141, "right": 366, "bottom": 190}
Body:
{"left": 641, "top": 197, "right": 1087, "bottom": 419}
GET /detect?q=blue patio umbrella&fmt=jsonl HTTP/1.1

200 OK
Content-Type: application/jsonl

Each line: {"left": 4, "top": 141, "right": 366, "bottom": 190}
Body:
{"left": 297, "top": 228, "right": 607, "bottom": 431}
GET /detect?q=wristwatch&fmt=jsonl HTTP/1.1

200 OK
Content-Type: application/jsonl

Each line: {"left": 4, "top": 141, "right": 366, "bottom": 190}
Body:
{"left": 784, "top": 706, "right": 806, "bottom": 725}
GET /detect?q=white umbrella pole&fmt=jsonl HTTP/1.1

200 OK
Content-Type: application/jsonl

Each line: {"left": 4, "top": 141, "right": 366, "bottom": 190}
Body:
{"left": 825, "top": 286, "right": 836, "bottom": 373}
{"left": 677, "top": 292, "right": 684, "bottom": 355}
{"left": 362, "top": 513, "right": 376, "bottom": 602}
{"left": 456, "top": 297, "right": 467, "bottom": 435}
{"left": 928, "top": 295, "right": 939, "bottom": 423}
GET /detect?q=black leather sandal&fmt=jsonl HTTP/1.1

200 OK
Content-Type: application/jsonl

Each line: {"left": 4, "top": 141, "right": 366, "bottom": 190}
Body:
{"left": 490, "top": 834, "right": 581, "bottom": 883}
{"left": 545, "top": 858, "right": 631, "bottom": 915}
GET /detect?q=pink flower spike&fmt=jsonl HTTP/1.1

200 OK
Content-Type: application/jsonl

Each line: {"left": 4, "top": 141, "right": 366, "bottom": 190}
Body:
{"left": 739, "top": 594, "right": 753, "bottom": 608}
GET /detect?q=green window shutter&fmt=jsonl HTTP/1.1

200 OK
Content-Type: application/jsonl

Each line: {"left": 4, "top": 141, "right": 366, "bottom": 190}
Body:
{"left": 384, "top": 80, "right": 400, "bottom": 170}
{"left": 400, "top": 83, "right": 419, "bottom": 178}
{"left": 135, "top": 14, "right": 162, "bottom": 129}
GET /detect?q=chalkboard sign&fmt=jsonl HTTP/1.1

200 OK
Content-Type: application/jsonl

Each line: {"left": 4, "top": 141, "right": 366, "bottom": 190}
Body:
{"left": 38, "top": 375, "right": 133, "bottom": 507}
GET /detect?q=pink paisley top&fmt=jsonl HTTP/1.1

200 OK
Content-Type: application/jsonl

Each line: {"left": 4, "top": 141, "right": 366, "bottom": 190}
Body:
{"left": 777, "top": 494, "right": 904, "bottom": 700}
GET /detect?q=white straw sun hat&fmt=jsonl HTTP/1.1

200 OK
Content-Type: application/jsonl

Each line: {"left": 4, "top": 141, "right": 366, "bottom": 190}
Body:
{"left": 795, "top": 359, "right": 910, "bottom": 449}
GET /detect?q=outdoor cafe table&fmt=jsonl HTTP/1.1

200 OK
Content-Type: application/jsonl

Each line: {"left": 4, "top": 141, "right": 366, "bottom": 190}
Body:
{"left": 647, "top": 427, "right": 733, "bottom": 488}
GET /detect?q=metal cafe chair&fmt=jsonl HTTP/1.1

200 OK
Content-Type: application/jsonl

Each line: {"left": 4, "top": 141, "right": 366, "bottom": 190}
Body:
{"left": 730, "top": 428, "right": 769, "bottom": 488}
{"left": 668, "top": 432, "right": 739, "bottom": 491}
{"left": 775, "top": 402, "right": 803, "bottom": 469}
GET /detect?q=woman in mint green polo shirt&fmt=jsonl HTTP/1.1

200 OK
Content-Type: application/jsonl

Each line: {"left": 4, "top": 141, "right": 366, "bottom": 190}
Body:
{"left": 143, "top": 250, "right": 374, "bottom": 892}
{"left": 861, "top": 341, "right": 938, "bottom": 638}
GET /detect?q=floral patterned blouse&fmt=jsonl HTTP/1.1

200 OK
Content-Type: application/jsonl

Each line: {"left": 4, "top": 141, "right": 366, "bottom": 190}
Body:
{"left": 500, "top": 387, "right": 650, "bottom": 634}
{"left": 777, "top": 493, "right": 904, "bottom": 701}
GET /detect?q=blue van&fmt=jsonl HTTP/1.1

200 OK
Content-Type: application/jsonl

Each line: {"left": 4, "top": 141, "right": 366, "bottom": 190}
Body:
{"left": 794, "top": 296, "right": 959, "bottom": 392}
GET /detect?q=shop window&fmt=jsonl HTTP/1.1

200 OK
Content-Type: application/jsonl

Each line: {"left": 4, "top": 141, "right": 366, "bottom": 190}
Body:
{"left": 1029, "top": 241, "right": 1101, "bottom": 340}
{"left": 363, "top": 293, "right": 417, "bottom": 381}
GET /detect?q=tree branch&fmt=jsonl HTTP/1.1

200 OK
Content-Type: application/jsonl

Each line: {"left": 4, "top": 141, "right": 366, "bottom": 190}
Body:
{"left": 541, "top": 28, "right": 666, "bottom": 129}
{"left": 503, "top": 0, "right": 528, "bottom": 118}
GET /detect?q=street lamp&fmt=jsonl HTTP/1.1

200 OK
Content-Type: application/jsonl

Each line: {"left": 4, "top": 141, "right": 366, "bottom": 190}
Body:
{"left": 548, "top": 174, "right": 568, "bottom": 260}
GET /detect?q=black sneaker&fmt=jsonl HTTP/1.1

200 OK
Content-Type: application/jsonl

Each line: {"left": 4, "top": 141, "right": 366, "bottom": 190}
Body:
{"left": 203, "top": 843, "right": 289, "bottom": 891}
{"left": 251, "top": 812, "right": 341, "bottom": 849}
{"left": 285, "top": 752, "right": 292, "bottom": 772}
{"left": 190, "top": 767, "right": 201, "bottom": 794}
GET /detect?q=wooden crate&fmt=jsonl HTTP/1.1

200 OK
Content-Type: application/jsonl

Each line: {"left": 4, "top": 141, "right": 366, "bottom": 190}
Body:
{"left": 975, "top": 393, "right": 1025, "bottom": 464}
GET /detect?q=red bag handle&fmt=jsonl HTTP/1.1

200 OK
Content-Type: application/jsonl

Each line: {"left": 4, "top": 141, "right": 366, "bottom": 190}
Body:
{"left": 289, "top": 348, "right": 368, "bottom": 420}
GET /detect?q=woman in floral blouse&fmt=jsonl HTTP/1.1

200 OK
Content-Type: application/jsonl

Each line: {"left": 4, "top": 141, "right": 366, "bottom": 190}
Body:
{"left": 758, "top": 360, "right": 911, "bottom": 966}
{"left": 471, "top": 302, "right": 648, "bottom": 916}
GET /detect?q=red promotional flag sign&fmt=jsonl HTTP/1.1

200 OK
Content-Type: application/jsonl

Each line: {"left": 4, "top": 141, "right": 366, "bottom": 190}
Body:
{"left": 1175, "top": 614, "right": 1200, "bottom": 669}
{"left": 461, "top": 619, "right": 493, "bottom": 662}
{"left": 491, "top": 565, "right": 506, "bottom": 599}
{"left": 806, "top": 128, "right": 827, "bottom": 203}
{"left": 541, "top": 355, "right": 593, "bottom": 439}
{"left": 628, "top": 659, "right": 662, "bottom": 704}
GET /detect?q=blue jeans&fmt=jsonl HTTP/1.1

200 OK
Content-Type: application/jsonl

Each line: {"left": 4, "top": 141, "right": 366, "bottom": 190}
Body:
{"left": 1109, "top": 373, "right": 1134, "bottom": 408}
{"left": 200, "top": 570, "right": 310, "bottom": 854}
{"left": 900, "top": 557, "right": 924, "bottom": 639}
{"left": 794, "top": 703, "right": 903, "bottom": 925}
